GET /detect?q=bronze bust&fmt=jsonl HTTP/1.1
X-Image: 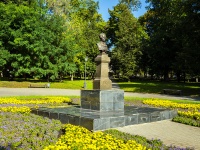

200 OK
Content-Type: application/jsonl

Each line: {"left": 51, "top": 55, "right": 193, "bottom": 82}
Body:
{"left": 97, "top": 33, "right": 108, "bottom": 53}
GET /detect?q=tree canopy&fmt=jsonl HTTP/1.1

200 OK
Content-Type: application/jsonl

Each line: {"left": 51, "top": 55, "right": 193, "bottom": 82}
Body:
{"left": 0, "top": 0, "right": 105, "bottom": 81}
{"left": 107, "top": 3, "right": 148, "bottom": 80}
{"left": 0, "top": 0, "right": 199, "bottom": 82}
{"left": 139, "top": 0, "right": 200, "bottom": 81}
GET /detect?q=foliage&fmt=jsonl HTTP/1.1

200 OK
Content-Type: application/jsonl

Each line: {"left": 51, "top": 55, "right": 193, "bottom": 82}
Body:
{"left": 119, "top": 0, "right": 141, "bottom": 11}
{"left": 45, "top": 0, "right": 106, "bottom": 79}
{"left": 68, "top": 0, "right": 106, "bottom": 78}
{"left": 0, "top": 0, "right": 105, "bottom": 81}
{"left": 44, "top": 124, "right": 148, "bottom": 150}
{"left": 0, "top": 2, "right": 79, "bottom": 81}
{"left": 107, "top": 3, "right": 148, "bottom": 80}
{"left": 0, "top": 112, "right": 62, "bottom": 150}
{"left": 139, "top": 0, "right": 200, "bottom": 81}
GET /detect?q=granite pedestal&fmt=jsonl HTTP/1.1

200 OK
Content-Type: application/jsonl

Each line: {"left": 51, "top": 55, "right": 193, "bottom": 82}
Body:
{"left": 81, "top": 90, "right": 124, "bottom": 111}
{"left": 31, "top": 89, "right": 177, "bottom": 131}
{"left": 33, "top": 106, "right": 177, "bottom": 131}
{"left": 93, "top": 52, "right": 112, "bottom": 90}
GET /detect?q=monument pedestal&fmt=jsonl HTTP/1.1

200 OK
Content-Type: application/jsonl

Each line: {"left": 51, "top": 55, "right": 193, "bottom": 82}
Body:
{"left": 93, "top": 52, "right": 112, "bottom": 90}
{"left": 81, "top": 90, "right": 124, "bottom": 111}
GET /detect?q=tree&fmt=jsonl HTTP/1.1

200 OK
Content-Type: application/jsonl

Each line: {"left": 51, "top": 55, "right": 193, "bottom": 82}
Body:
{"left": 65, "top": 0, "right": 106, "bottom": 78}
{"left": 0, "top": 2, "right": 78, "bottom": 81}
{"left": 107, "top": 3, "right": 148, "bottom": 80}
{"left": 119, "top": 0, "right": 141, "bottom": 11}
{"left": 139, "top": 0, "right": 200, "bottom": 81}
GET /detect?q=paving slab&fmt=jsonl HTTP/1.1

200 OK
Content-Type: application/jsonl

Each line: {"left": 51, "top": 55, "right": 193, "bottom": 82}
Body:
{"left": 116, "top": 120, "right": 200, "bottom": 149}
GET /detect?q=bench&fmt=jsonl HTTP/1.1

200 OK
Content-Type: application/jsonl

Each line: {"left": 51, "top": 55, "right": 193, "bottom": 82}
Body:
{"left": 163, "top": 89, "right": 182, "bottom": 95}
{"left": 28, "top": 83, "right": 50, "bottom": 88}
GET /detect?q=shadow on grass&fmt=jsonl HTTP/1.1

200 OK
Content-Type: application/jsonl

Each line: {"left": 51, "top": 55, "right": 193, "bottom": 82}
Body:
{"left": 118, "top": 81, "right": 200, "bottom": 97}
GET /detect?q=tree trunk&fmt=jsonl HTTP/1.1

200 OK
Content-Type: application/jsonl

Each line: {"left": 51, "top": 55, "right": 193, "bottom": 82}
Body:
{"left": 176, "top": 72, "right": 181, "bottom": 82}
{"left": 71, "top": 74, "right": 73, "bottom": 81}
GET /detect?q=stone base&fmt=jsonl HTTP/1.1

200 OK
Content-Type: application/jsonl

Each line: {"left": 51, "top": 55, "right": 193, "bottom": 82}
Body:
{"left": 93, "top": 52, "right": 112, "bottom": 90}
{"left": 33, "top": 106, "right": 177, "bottom": 131}
{"left": 81, "top": 90, "right": 124, "bottom": 111}
{"left": 93, "top": 79, "right": 112, "bottom": 90}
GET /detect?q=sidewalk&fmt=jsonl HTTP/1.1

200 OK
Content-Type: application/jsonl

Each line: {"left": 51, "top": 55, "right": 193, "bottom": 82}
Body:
{"left": 0, "top": 88, "right": 80, "bottom": 96}
{"left": 116, "top": 120, "right": 200, "bottom": 149}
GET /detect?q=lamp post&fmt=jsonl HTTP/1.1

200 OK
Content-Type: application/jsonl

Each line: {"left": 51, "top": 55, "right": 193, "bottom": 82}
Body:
{"left": 84, "top": 56, "right": 88, "bottom": 89}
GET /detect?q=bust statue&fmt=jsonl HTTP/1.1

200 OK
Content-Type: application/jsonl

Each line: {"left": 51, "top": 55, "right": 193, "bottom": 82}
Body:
{"left": 97, "top": 33, "right": 108, "bottom": 53}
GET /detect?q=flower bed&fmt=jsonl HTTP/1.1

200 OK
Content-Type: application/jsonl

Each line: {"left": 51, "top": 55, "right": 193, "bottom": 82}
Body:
{"left": 104, "top": 129, "right": 165, "bottom": 149}
{"left": 0, "top": 112, "right": 62, "bottom": 150}
{"left": 143, "top": 99, "right": 200, "bottom": 127}
{"left": 0, "top": 97, "right": 196, "bottom": 149}
{"left": 178, "top": 110, "right": 200, "bottom": 120}
{"left": 143, "top": 99, "right": 200, "bottom": 110}
{"left": 44, "top": 124, "right": 148, "bottom": 150}
{"left": 0, "top": 97, "right": 71, "bottom": 113}
{"left": 0, "top": 97, "right": 71, "bottom": 105}
{"left": 0, "top": 106, "right": 30, "bottom": 114}
{"left": 172, "top": 110, "right": 200, "bottom": 127}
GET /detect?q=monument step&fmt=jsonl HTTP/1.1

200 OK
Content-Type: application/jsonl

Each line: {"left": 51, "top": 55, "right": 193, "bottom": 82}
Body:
{"left": 31, "top": 106, "right": 177, "bottom": 131}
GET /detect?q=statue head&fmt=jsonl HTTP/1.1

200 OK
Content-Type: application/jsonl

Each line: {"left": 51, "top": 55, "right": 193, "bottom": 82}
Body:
{"left": 99, "top": 33, "right": 106, "bottom": 42}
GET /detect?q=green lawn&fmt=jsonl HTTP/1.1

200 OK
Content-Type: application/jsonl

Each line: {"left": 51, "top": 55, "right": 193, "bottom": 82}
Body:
{"left": 0, "top": 79, "right": 93, "bottom": 89}
{"left": 118, "top": 81, "right": 200, "bottom": 96}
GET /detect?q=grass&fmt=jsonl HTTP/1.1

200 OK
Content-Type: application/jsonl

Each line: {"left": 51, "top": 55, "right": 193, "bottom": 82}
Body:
{"left": 118, "top": 80, "right": 200, "bottom": 96}
{"left": 0, "top": 79, "right": 93, "bottom": 89}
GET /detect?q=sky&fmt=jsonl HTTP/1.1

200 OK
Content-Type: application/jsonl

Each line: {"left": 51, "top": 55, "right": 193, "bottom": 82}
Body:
{"left": 95, "top": 0, "right": 148, "bottom": 21}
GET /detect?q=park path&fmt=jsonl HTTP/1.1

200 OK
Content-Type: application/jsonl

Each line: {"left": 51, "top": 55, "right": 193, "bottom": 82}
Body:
{"left": 116, "top": 120, "right": 200, "bottom": 149}
{"left": 0, "top": 87, "right": 199, "bottom": 101}
{"left": 0, "top": 84, "right": 200, "bottom": 149}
